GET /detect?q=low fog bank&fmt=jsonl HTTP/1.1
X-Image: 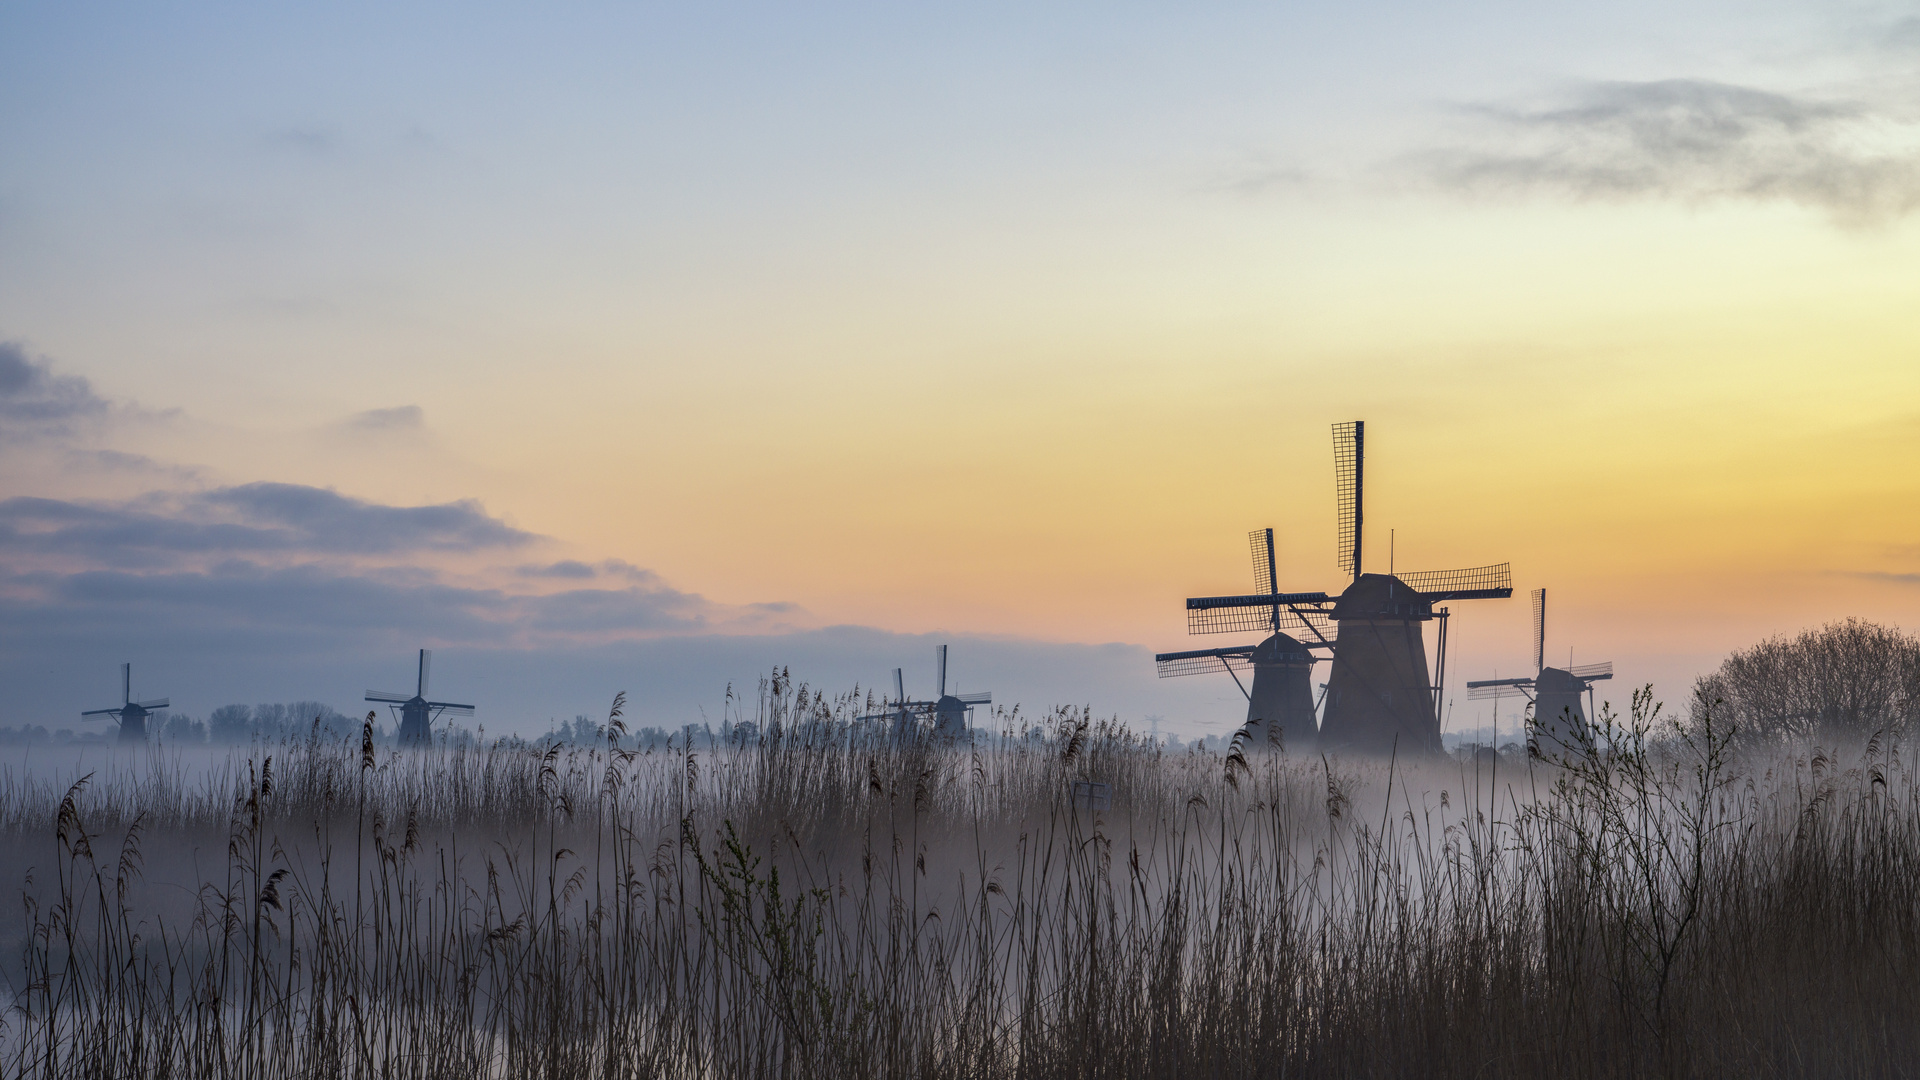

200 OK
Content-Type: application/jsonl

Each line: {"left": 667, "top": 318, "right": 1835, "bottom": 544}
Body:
{"left": 0, "top": 627, "right": 1242, "bottom": 741}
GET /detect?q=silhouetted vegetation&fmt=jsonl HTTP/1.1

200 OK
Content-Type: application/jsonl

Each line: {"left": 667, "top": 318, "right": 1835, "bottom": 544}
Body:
{"left": 0, "top": 672, "right": 1915, "bottom": 1077}
{"left": 1693, "top": 618, "right": 1920, "bottom": 743}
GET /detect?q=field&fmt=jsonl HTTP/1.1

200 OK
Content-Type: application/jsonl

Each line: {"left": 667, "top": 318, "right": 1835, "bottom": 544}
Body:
{"left": 2, "top": 676, "right": 1916, "bottom": 1079}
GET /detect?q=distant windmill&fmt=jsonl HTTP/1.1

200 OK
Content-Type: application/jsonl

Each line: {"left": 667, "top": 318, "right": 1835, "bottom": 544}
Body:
{"left": 366, "top": 649, "right": 474, "bottom": 746}
{"left": 1466, "top": 588, "right": 1613, "bottom": 758}
{"left": 859, "top": 644, "right": 992, "bottom": 741}
{"left": 81, "top": 663, "right": 168, "bottom": 743}
{"left": 1160, "top": 421, "right": 1513, "bottom": 756}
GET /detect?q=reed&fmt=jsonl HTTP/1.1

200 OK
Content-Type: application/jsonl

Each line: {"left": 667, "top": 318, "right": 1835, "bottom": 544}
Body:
{"left": 1, "top": 676, "right": 1915, "bottom": 1078}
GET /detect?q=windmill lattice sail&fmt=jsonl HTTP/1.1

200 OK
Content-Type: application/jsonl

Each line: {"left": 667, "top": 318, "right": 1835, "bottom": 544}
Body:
{"left": 1333, "top": 421, "right": 1364, "bottom": 581}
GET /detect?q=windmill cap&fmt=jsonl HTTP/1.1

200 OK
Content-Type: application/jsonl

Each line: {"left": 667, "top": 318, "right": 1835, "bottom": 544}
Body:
{"left": 1534, "top": 667, "right": 1587, "bottom": 692}
{"left": 1251, "top": 633, "right": 1315, "bottom": 665}
{"left": 1332, "top": 573, "right": 1435, "bottom": 621}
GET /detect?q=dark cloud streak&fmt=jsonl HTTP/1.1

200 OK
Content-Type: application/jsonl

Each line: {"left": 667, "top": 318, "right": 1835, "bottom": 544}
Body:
{"left": 0, "top": 342, "right": 110, "bottom": 435}
{"left": 1416, "top": 79, "right": 1920, "bottom": 227}
{"left": 0, "top": 484, "right": 537, "bottom": 563}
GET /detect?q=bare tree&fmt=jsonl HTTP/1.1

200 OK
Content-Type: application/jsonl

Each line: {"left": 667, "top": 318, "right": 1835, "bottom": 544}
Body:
{"left": 1693, "top": 618, "right": 1920, "bottom": 743}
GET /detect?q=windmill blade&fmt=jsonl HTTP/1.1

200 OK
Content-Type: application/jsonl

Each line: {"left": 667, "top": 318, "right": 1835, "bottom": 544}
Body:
{"left": 1186, "top": 593, "right": 1335, "bottom": 638}
{"left": 1333, "top": 420, "right": 1364, "bottom": 580}
{"left": 431, "top": 703, "right": 476, "bottom": 717}
{"left": 892, "top": 668, "right": 905, "bottom": 704}
{"left": 1532, "top": 588, "right": 1546, "bottom": 674}
{"left": 1248, "top": 528, "right": 1276, "bottom": 596}
{"left": 122, "top": 662, "right": 132, "bottom": 706}
{"left": 1467, "top": 684, "right": 1532, "bottom": 701}
{"left": 936, "top": 644, "right": 948, "bottom": 698}
{"left": 366, "top": 690, "right": 413, "bottom": 703}
{"left": 1155, "top": 645, "right": 1255, "bottom": 679}
{"left": 80, "top": 708, "right": 120, "bottom": 719}
{"left": 1467, "top": 676, "right": 1534, "bottom": 701}
{"left": 417, "top": 649, "right": 432, "bottom": 698}
{"left": 1570, "top": 661, "right": 1614, "bottom": 680}
{"left": 956, "top": 691, "right": 991, "bottom": 705}
{"left": 136, "top": 698, "right": 169, "bottom": 710}
{"left": 1398, "top": 563, "right": 1513, "bottom": 600}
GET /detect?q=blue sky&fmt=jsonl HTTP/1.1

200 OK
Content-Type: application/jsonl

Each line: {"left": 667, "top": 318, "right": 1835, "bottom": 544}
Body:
{"left": 4, "top": 2, "right": 1919, "bottom": 736}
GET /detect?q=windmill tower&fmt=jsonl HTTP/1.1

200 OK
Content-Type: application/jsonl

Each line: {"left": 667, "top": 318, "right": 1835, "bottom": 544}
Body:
{"left": 366, "top": 649, "right": 475, "bottom": 746}
{"left": 859, "top": 644, "right": 992, "bottom": 741}
{"left": 1155, "top": 528, "right": 1324, "bottom": 753}
{"left": 1162, "top": 421, "right": 1512, "bottom": 757}
{"left": 81, "top": 663, "right": 168, "bottom": 743}
{"left": 1466, "top": 588, "right": 1613, "bottom": 758}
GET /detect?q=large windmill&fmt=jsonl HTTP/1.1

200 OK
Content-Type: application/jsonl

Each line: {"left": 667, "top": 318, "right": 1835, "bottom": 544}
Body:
{"left": 860, "top": 644, "right": 992, "bottom": 741}
{"left": 366, "top": 649, "right": 475, "bottom": 746}
{"left": 81, "top": 663, "right": 168, "bottom": 743}
{"left": 1466, "top": 588, "right": 1613, "bottom": 758}
{"left": 1154, "top": 528, "right": 1325, "bottom": 753}
{"left": 1159, "top": 421, "right": 1512, "bottom": 756}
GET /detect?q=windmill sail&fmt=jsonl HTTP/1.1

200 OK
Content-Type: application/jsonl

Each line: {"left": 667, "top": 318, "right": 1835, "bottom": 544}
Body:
{"left": 1532, "top": 588, "right": 1546, "bottom": 674}
{"left": 1185, "top": 592, "right": 1335, "bottom": 637}
{"left": 1155, "top": 645, "right": 1256, "bottom": 679}
{"left": 1395, "top": 564, "right": 1513, "bottom": 601}
{"left": 1333, "top": 421, "right": 1364, "bottom": 580}
{"left": 1249, "top": 529, "right": 1277, "bottom": 598}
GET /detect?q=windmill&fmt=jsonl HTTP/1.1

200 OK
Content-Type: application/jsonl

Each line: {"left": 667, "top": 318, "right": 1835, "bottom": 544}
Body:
{"left": 1466, "top": 588, "right": 1613, "bottom": 758}
{"left": 366, "top": 649, "right": 474, "bottom": 746}
{"left": 81, "top": 663, "right": 168, "bottom": 743}
{"left": 859, "top": 644, "right": 992, "bottom": 741}
{"left": 1154, "top": 528, "right": 1325, "bottom": 753}
{"left": 1159, "top": 421, "right": 1513, "bottom": 756}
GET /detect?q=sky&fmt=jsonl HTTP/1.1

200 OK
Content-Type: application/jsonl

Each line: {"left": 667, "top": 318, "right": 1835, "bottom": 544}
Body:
{"left": 3, "top": 1, "right": 1919, "bottom": 739}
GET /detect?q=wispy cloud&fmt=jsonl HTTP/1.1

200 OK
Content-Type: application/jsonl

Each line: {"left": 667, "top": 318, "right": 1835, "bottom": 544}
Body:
{"left": 261, "top": 123, "right": 341, "bottom": 155}
{"left": 515, "top": 559, "right": 665, "bottom": 584}
{"left": 1414, "top": 79, "right": 1920, "bottom": 227}
{"left": 342, "top": 405, "right": 425, "bottom": 433}
{"left": 1885, "top": 17, "right": 1920, "bottom": 51}
{"left": 1849, "top": 570, "right": 1920, "bottom": 586}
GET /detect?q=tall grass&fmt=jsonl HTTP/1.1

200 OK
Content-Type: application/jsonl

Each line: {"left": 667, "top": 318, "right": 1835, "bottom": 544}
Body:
{"left": 3, "top": 677, "right": 1917, "bottom": 1078}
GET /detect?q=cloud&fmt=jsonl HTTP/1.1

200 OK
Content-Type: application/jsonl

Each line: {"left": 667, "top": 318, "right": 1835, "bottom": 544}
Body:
{"left": 0, "top": 342, "right": 110, "bottom": 436}
{"left": 1848, "top": 570, "right": 1920, "bottom": 586}
{"left": 1416, "top": 79, "right": 1920, "bottom": 227}
{"left": 518, "top": 560, "right": 599, "bottom": 579}
{"left": 515, "top": 559, "right": 666, "bottom": 584}
{"left": 0, "top": 558, "right": 1221, "bottom": 734}
{"left": 0, "top": 484, "right": 537, "bottom": 564}
{"left": 261, "top": 124, "right": 341, "bottom": 155}
{"left": 203, "top": 483, "right": 534, "bottom": 553}
{"left": 1213, "top": 160, "right": 1314, "bottom": 196}
{"left": 343, "top": 405, "right": 425, "bottom": 432}
{"left": 61, "top": 449, "right": 204, "bottom": 482}
{"left": 1886, "top": 18, "right": 1920, "bottom": 51}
